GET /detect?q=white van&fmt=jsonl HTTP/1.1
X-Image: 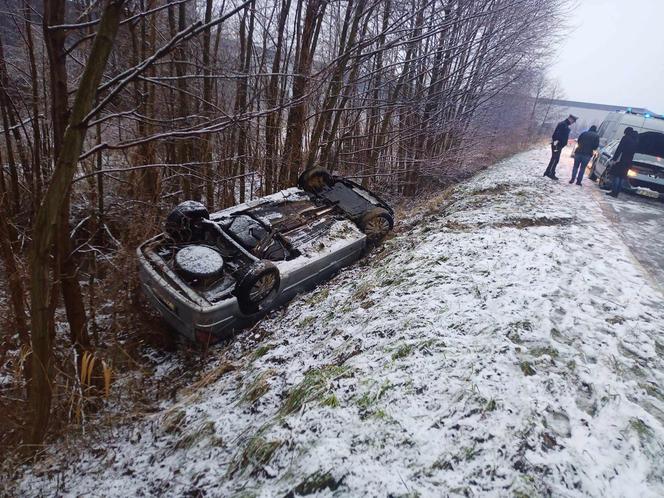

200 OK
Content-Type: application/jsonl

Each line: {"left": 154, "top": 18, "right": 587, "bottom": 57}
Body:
{"left": 596, "top": 110, "right": 664, "bottom": 148}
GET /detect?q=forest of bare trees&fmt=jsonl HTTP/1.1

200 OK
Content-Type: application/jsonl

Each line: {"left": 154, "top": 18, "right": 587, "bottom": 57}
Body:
{"left": 0, "top": 0, "right": 568, "bottom": 456}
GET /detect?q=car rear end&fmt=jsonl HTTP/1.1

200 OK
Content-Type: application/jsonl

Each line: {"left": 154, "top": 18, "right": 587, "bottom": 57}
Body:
{"left": 137, "top": 236, "right": 247, "bottom": 343}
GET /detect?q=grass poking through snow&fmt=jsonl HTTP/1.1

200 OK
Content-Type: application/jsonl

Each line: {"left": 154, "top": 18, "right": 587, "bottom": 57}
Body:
{"left": 279, "top": 365, "right": 351, "bottom": 416}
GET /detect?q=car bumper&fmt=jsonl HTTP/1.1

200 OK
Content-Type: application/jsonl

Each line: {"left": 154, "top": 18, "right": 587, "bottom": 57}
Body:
{"left": 137, "top": 249, "right": 248, "bottom": 342}
{"left": 626, "top": 175, "right": 664, "bottom": 196}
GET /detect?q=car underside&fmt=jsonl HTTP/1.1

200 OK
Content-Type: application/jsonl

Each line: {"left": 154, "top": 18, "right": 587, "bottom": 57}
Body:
{"left": 137, "top": 170, "right": 394, "bottom": 343}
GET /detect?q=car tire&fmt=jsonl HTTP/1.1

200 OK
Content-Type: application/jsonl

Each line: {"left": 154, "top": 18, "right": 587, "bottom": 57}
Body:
{"left": 598, "top": 171, "right": 611, "bottom": 190}
{"left": 298, "top": 167, "right": 333, "bottom": 192}
{"left": 174, "top": 245, "right": 225, "bottom": 282}
{"left": 235, "top": 261, "right": 280, "bottom": 314}
{"left": 165, "top": 201, "right": 209, "bottom": 242}
{"left": 359, "top": 207, "right": 393, "bottom": 244}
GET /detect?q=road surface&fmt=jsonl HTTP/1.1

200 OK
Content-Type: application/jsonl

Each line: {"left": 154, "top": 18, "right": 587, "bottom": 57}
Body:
{"left": 557, "top": 151, "right": 664, "bottom": 291}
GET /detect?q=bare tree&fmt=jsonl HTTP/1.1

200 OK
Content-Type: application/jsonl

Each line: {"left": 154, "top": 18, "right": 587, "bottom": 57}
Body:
{"left": 28, "top": 0, "right": 126, "bottom": 447}
{"left": 0, "top": 0, "right": 569, "bottom": 449}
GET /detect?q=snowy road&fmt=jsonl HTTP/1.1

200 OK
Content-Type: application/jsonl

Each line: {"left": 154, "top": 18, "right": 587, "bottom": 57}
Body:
{"left": 12, "top": 147, "right": 664, "bottom": 497}
{"left": 589, "top": 181, "right": 664, "bottom": 292}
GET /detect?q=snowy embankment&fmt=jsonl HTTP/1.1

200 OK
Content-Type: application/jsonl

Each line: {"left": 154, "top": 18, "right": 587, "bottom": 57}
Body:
{"left": 15, "top": 148, "right": 664, "bottom": 497}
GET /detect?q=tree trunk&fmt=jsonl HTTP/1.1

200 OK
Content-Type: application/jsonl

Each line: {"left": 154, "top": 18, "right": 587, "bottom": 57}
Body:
{"left": 280, "top": 0, "right": 328, "bottom": 188}
{"left": 264, "top": 0, "right": 291, "bottom": 195}
{"left": 28, "top": 0, "right": 125, "bottom": 447}
{"left": 305, "top": 0, "right": 366, "bottom": 170}
{"left": 0, "top": 195, "right": 30, "bottom": 387}
{"left": 43, "top": 0, "right": 91, "bottom": 356}
{"left": 202, "top": 0, "right": 215, "bottom": 209}
{"left": 233, "top": 1, "right": 256, "bottom": 203}
{"left": 0, "top": 35, "right": 21, "bottom": 214}
{"left": 134, "top": 0, "right": 159, "bottom": 203}
{"left": 24, "top": 0, "right": 44, "bottom": 206}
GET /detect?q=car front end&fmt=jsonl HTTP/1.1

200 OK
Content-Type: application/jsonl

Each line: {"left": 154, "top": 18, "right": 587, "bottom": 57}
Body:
{"left": 624, "top": 132, "right": 664, "bottom": 198}
{"left": 625, "top": 162, "right": 664, "bottom": 197}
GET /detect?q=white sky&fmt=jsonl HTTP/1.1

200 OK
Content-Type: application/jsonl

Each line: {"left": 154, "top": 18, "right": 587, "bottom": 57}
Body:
{"left": 548, "top": 0, "right": 664, "bottom": 114}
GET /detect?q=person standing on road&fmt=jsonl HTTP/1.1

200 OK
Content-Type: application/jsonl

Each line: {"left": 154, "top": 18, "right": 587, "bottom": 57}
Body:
{"left": 601, "top": 127, "right": 634, "bottom": 191}
{"left": 544, "top": 114, "right": 578, "bottom": 180}
{"left": 570, "top": 125, "right": 600, "bottom": 185}
{"left": 607, "top": 128, "right": 639, "bottom": 198}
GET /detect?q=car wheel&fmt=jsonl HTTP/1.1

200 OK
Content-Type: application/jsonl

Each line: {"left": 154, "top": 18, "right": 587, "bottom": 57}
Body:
{"left": 298, "top": 167, "right": 333, "bottom": 192}
{"left": 359, "top": 207, "right": 393, "bottom": 244}
{"left": 165, "top": 201, "right": 209, "bottom": 242}
{"left": 235, "top": 261, "right": 280, "bottom": 314}
{"left": 598, "top": 171, "right": 611, "bottom": 190}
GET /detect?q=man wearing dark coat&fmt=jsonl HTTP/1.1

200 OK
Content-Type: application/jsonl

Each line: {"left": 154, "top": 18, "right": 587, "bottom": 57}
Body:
{"left": 570, "top": 125, "right": 600, "bottom": 185}
{"left": 607, "top": 128, "right": 639, "bottom": 198}
{"left": 544, "top": 114, "right": 578, "bottom": 179}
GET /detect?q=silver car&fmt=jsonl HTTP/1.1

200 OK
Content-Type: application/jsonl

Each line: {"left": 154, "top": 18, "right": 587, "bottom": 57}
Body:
{"left": 589, "top": 131, "right": 664, "bottom": 198}
{"left": 137, "top": 168, "right": 394, "bottom": 344}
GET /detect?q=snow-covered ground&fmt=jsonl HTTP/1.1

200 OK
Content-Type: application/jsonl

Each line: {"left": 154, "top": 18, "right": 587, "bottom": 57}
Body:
{"left": 11, "top": 148, "right": 664, "bottom": 497}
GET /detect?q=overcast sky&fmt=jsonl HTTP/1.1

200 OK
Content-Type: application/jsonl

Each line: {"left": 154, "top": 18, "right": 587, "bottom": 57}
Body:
{"left": 548, "top": 0, "right": 664, "bottom": 113}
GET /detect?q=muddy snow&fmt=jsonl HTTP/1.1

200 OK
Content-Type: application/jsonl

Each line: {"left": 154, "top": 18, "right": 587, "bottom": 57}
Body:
{"left": 11, "top": 148, "right": 664, "bottom": 497}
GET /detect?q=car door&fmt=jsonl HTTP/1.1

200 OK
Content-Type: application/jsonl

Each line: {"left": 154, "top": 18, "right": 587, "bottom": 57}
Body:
{"left": 596, "top": 140, "right": 618, "bottom": 176}
{"left": 275, "top": 219, "right": 365, "bottom": 298}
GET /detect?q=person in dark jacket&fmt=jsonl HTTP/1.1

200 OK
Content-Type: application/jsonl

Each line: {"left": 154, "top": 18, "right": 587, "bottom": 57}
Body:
{"left": 570, "top": 125, "right": 600, "bottom": 185}
{"left": 544, "top": 114, "right": 577, "bottom": 179}
{"left": 599, "top": 127, "right": 633, "bottom": 191}
{"left": 607, "top": 128, "right": 639, "bottom": 198}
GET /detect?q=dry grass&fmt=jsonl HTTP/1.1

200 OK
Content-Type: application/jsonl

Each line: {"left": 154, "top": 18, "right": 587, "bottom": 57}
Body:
{"left": 241, "top": 369, "right": 276, "bottom": 404}
{"left": 181, "top": 362, "right": 237, "bottom": 396}
{"left": 443, "top": 216, "right": 573, "bottom": 233}
{"left": 174, "top": 420, "right": 216, "bottom": 451}
{"left": 493, "top": 216, "right": 573, "bottom": 229}
{"left": 229, "top": 426, "right": 282, "bottom": 477}
{"left": 467, "top": 184, "right": 512, "bottom": 197}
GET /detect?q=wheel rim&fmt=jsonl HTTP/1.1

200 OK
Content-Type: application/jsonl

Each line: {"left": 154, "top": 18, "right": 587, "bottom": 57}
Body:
{"left": 249, "top": 273, "right": 277, "bottom": 302}
{"left": 365, "top": 216, "right": 390, "bottom": 240}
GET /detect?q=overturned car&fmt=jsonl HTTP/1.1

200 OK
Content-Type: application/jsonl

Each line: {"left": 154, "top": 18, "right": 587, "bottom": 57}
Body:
{"left": 137, "top": 168, "right": 394, "bottom": 343}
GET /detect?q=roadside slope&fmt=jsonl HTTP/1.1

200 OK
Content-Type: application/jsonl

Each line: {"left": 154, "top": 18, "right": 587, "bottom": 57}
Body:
{"left": 16, "top": 148, "right": 664, "bottom": 497}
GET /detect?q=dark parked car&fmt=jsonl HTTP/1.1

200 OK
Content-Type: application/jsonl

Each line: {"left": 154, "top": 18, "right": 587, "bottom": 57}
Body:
{"left": 137, "top": 168, "right": 394, "bottom": 343}
{"left": 590, "top": 131, "right": 664, "bottom": 198}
